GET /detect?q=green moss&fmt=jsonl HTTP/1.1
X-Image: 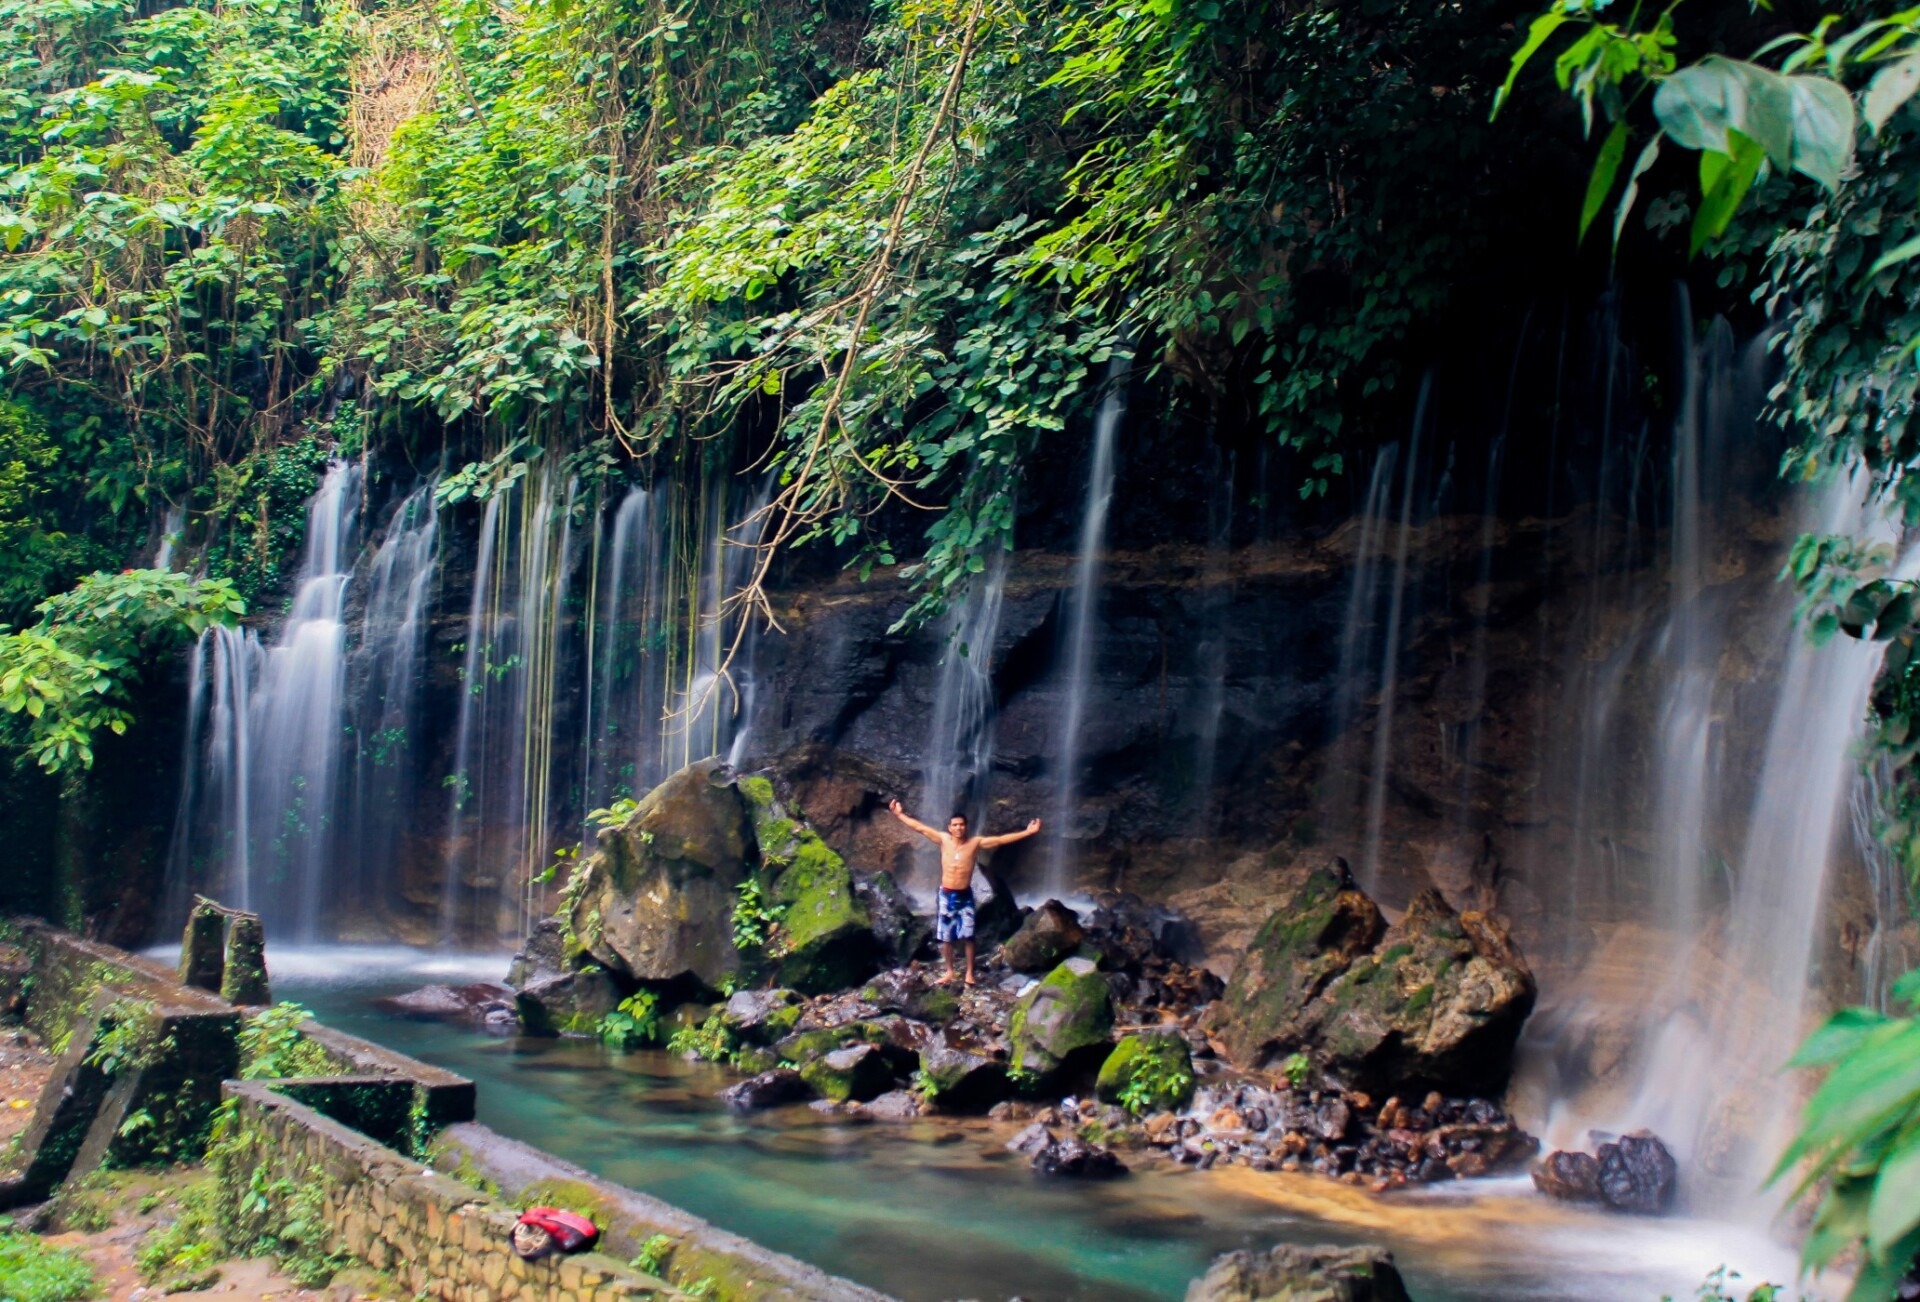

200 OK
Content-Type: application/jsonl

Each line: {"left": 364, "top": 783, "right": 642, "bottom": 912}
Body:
{"left": 1405, "top": 983, "right": 1435, "bottom": 1018}
{"left": 738, "top": 776, "right": 775, "bottom": 808}
{"left": 1378, "top": 943, "right": 1413, "bottom": 966}
{"left": 912, "top": 987, "right": 960, "bottom": 1025}
{"left": 516, "top": 1178, "right": 618, "bottom": 1226}
{"left": 768, "top": 833, "right": 872, "bottom": 993}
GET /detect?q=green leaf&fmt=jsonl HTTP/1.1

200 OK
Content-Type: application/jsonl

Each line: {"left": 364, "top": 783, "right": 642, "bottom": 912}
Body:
{"left": 1868, "top": 1136, "right": 1920, "bottom": 1253}
{"left": 1872, "top": 235, "right": 1920, "bottom": 278}
{"left": 1866, "top": 51, "right": 1920, "bottom": 134}
{"left": 1787, "top": 74, "right": 1857, "bottom": 191}
{"left": 1655, "top": 58, "right": 1741, "bottom": 154}
{"left": 1691, "top": 131, "right": 1765, "bottom": 256}
{"left": 1614, "top": 135, "right": 1663, "bottom": 249}
{"left": 1580, "top": 122, "right": 1630, "bottom": 243}
{"left": 1493, "top": 12, "right": 1569, "bottom": 119}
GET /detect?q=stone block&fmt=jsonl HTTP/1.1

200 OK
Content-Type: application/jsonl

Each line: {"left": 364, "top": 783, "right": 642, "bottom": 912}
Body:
{"left": 179, "top": 904, "right": 225, "bottom": 992}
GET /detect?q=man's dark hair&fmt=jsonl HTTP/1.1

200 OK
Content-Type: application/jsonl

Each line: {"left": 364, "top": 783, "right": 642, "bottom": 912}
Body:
{"left": 950, "top": 812, "right": 968, "bottom": 823}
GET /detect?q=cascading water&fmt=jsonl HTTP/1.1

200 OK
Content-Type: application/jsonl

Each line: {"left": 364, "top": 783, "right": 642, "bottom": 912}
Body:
{"left": 919, "top": 547, "right": 1011, "bottom": 901}
{"left": 178, "top": 462, "right": 361, "bottom": 939}
{"left": 1046, "top": 361, "right": 1129, "bottom": 896}
{"left": 1360, "top": 377, "right": 1431, "bottom": 891}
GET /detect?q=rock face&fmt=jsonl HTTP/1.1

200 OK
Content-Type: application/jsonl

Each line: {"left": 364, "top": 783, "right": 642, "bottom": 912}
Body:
{"left": 1095, "top": 1033, "right": 1194, "bottom": 1112}
{"left": 1009, "top": 958, "right": 1115, "bottom": 1077}
{"left": 570, "top": 758, "right": 753, "bottom": 989}
{"left": 1001, "top": 901, "right": 1086, "bottom": 973}
{"left": 1209, "top": 866, "right": 1535, "bottom": 1095}
{"left": 514, "top": 966, "right": 620, "bottom": 1036}
{"left": 800, "top": 1043, "right": 894, "bottom": 1103}
{"left": 1186, "top": 1244, "right": 1412, "bottom": 1302}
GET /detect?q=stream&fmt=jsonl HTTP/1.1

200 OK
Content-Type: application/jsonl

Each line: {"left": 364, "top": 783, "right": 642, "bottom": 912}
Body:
{"left": 268, "top": 947, "right": 1816, "bottom": 1302}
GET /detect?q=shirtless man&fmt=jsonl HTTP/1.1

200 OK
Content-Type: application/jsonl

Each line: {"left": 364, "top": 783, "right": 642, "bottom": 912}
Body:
{"left": 887, "top": 799, "right": 1041, "bottom": 986}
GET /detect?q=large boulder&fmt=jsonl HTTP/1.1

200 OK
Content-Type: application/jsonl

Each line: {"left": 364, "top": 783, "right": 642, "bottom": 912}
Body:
{"left": 1186, "top": 1245, "right": 1411, "bottom": 1302}
{"left": 1010, "top": 958, "right": 1115, "bottom": 1077}
{"left": 1001, "top": 900, "right": 1086, "bottom": 973}
{"left": 1596, "top": 1130, "right": 1677, "bottom": 1214}
{"left": 918, "top": 1040, "right": 1009, "bottom": 1111}
{"left": 568, "top": 759, "right": 753, "bottom": 989}
{"left": 1208, "top": 867, "right": 1535, "bottom": 1096}
{"left": 800, "top": 1043, "right": 895, "bottom": 1102}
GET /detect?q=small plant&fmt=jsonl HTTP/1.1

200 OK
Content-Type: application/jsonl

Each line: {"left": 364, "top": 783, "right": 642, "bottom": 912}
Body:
{"left": 0, "top": 1217, "right": 95, "bottom": 1301}
{"left": 237, "top": 1003, "right": 334, "bottom": 1080}
{"left": 665, "top": 1013, "right": 737, "bottom": 1064}
{"left": 588, "top": 798, "right": 638, "bottom": 830}
{"left": 730, "top": 878, "right": 786, "bottom": 952}
{"left": 1659, "top": 1265, "right": 1784, "bottom": 1302}
{"left": 86, "top": 998, "right": 161, "bottom": 1077}
{"left": 599, "top": 992, "right": 662, "bottom": 1050}
{"left": 631, "top": 1233, "right": 674, "bottom": 1276}
{"left": 135, "top": 1182, "right": 223, "bottom": 1293}
{"left": 909, "top": 1068, "right": 943, "bottom": 1103}
{"left": 684, "top": 1277, "right": 719, "bottom": 1300}
{"left": 1280, "top": 1052, "right": 1311, "bottom": 1088}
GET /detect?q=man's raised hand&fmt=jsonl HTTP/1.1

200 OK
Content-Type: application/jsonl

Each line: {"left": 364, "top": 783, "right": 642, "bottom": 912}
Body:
{"left": 888, "top": 798, "right": 904, "bottom": 817}
{"left": 1026, "top": 818, "right": 1042, "bottom": 834}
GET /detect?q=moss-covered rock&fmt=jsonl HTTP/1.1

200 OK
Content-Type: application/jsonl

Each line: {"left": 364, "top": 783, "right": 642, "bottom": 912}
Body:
{"left": 1010, "top": 958, "right": 1115, "bottom": 1077}
{"left": 766, "top": 835, "right": 877, "bottom": 993}
{"left": 567, "top": 758, "right": 753, "bottom": 990}
{"left": 1207, "top": 869, "right": 1536, "bottom": 1096}
{"left": 800, "top": 1043, "right": 894, "bottom": 1102}
{"left": 1095, "top": 1033, "right": 1194, "bottom": 1113}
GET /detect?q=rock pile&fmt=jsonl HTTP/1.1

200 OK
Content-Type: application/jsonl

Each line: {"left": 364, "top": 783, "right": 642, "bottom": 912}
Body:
{"left": 1533, "top": 1129, "right": 1677, "bottom": 1214}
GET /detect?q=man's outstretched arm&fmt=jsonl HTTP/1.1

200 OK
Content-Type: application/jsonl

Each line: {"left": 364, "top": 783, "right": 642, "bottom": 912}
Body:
{"left": 980, "top": 818, "right": 1043, "bottom": 849}
{"left": 887, "top": 798, "right": 944, "bottom": 843}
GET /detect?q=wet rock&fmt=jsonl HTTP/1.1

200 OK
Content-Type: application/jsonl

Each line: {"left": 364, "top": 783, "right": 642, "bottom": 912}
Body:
{"left": 800, "top": 1043, "right": 894, "bottom": 1103}
{"left": 1312, "top": 1098, "right": 1350, "bottom": 1143}
{"left": 1083, "top": 893, "right": 1180, "bottom": 972}
{"left": 1185, "top": 1243, "right": 1412, "bottom": 1302}
{"left": 1031, "top": 1136, "right": 1128, "bottom": 1179}
{"left": 918, "top": 1041, "right": 1009, "bottom": 1112}
{"left": 1532, "top": 1149, "right": 1601, "bottom": 1202}
{"left": 1207, "top": 867, "right": 1535, "bottom": 1096}
{"left": 1001, "top": 901, "right": 1087, "bottom": 973}
{"left": 507, "top": 916, "right": 568, "bottom": 988}
{"left": 854, "top": 869, "right": 930, "bottom": 967}
{"left": 1009, "top": 958, "right": 1115, "bottom": 1077}
{"left": 1596, "top": 1130, "right": 1676, "bottom": 1214}
{"left": 515, "top": 965, "right": 621, "bottom": 1036}
{"left": 568, "top": 759, "right": 754, "bottom": 989}
{"left": 220, "top": 913, "right": 270, "bottom": 1006}
{"left": 722, "top": 1069, "right": 814, "bottom": 1112}
{"left": 1007, "top": 1122, "right": 1056, "bottom": 1156}
{"left": 858, "top": 1090, "right": 922, "bottom": 1121}
{"left": 722, "top": 988, "right": 803, "bottom": 1043}
{"left": 1094, "top": 1032, "right": 1195, "bottom": 1113}
{"left": 379, "top": 982, "right": 516, "bottom": 1025}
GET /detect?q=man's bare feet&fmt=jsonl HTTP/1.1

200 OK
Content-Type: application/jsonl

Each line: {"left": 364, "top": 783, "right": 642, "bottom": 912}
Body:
{"left": 936, "top": 970, "right": 957, "bottom": 985}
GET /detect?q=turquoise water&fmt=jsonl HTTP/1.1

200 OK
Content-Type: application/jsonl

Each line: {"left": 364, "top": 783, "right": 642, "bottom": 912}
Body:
{"left": 271, "top": 948, "right": 1816, "bottom": 1302}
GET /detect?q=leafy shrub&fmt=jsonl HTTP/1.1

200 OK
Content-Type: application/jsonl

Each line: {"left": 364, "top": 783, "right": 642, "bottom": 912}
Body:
{"left": 599, "top": 992, "right": 662, "bottom": 1050}
{"left": 1772, "top": 969, "right": 1920, "bottom": 1300}
{"left": 0, "top": 1218, "right": 95, "bottom": 1301}
{"left": 665, "top": 1012, "right": 737, "bottom": 1064}
{"left": 1280, "top": 1052, "right": 1312, "bottom": 1088}
{"left": 237, "top": 1003, "right": 335, "bottom": 1080}
{"left": 731, "top": 878, "right": 786, "bottom": 952}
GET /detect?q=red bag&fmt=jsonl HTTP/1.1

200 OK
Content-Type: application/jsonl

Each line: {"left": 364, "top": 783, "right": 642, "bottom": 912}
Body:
{"left": 511, "top": 1206, "right": 600, "bottom": 1259}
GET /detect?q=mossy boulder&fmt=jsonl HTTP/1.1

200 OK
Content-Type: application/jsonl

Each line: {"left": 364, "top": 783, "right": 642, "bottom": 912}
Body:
{"left": 1186, "top": 1244, "right": 1411, "bottom": 1302}
{"left": 746, "top": 774, "right": 904, "bottom": 993}
{"left": 721, "top": 988, "right": 803, "bottom": 1044}
{"left": 1208, "top": 868, "right": 1536, "bottom": 1096}
{"left": 800, "top": 1043, "right": 894, "bottom": 1102}
{"left": 1095, "top": 1033, "right": 1194, "bottom": 1113}
{"left": 568, "top": 758, "right": 753, "bottom": 990}
{"left": 1010, "top": 958, "right": 1115, "bottom": 1077}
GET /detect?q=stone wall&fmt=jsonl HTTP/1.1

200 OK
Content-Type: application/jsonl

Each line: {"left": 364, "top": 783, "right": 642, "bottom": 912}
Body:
{"left": 225, "top": 1081, "right": 671, "bottom": 1302}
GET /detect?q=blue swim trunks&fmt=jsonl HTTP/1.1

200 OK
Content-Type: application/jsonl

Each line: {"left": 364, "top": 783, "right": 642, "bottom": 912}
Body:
{"left": 936, "top": 888, "right": 976, "bottom": 943}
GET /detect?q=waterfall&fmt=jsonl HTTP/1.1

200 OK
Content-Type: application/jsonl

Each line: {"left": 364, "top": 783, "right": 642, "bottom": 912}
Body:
{"left": 921, "top": 548, "right": 1011, "bottom": 902}
{"left": 1360, "top": 377, "right": 1431, "bottom": 891}
{"left": 1323, "top": 443, "right": 1401, "bottom": 851}
{"left": 181, "top": 462, "right": 361, "bottom": 939}
{"left": 1046, "top": 361, "right": 1128, "bottom": 895}
{"left": 344, "top": 481, "right": 438, "bottom": 917}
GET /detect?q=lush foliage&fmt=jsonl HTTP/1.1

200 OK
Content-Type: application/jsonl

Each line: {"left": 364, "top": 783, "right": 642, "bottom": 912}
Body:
{"left": 0, "top": 1219, "right": 95, "bottom": 1302}
{"left": 0, "top": 567, "right": 243, "bottom": 772}
{"left": 1770, "top": 969, "right": 1920, "bottom": 1300}
{"left": 730, "top": 876, "right": 786, "bottom": 952}
{"left": 236, "top": 1001, "right": 335, "bottom": 1079}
